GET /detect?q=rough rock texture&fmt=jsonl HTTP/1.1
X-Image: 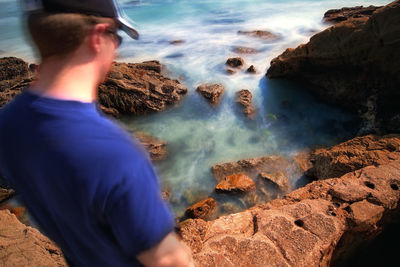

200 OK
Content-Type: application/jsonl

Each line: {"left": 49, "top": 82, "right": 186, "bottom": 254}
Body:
{"left": 324, "top": 5, "right": 381, "bottom": 24}
{"left": 267, "top": 1, "right": 400, "bottom": 133}
{"left": 307, "top": 134, "right": 400, "bottom": 179}
{"left": 225, "top": 57, "right": 244, "bottom": 68}
{"left": 0, "top": 57, "right": 34, "bottom": 108}
{"left": 196, "top": 83, "right": 225, "bottom": 105}
{"left": 99, "top": 61, "right": 187, "bottom": 115}
{"left": 181, "top": 151, "right": 400, "bottom": 266}
{"left": 259, "top": 171, "right": 290, "bottom": 193}
{"left": 0, "top": 210, "right": 66, "bottom": 266}
{"left": 133, "top": 132, "right": 167, "bottom": 161}
{"left": 238, "top": 30, "right": 280, "bottom": 40}
{"left": 215, "top": 174, "right": 256, "bottom": 194}
{"left": 236, "top": 89, "right": 256, "bottom": 118}
{"left": 184, "top": 198, "right": 218, "bottom": 220}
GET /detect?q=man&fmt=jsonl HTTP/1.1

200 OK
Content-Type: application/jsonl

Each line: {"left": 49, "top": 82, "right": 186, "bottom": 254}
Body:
{"left": 0, "top": 0, "right": 193, "bottom": 266}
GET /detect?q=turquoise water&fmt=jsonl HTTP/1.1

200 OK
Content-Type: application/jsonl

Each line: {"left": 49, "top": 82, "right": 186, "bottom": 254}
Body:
{"left": 0, "top": 0, "right": 390, "bottom": 216}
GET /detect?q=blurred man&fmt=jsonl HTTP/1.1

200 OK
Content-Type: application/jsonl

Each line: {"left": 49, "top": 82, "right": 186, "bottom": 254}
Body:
{"left": 0, "top": 0, "right": 193, "bottom": 266}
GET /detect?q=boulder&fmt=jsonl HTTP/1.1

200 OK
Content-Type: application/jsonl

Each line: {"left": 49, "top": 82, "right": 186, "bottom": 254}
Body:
{"left": 232, "top": 46, "right": 258, "bottom": 54}
{"left": 0, "top": 209, "right": 67, "bottom": 266}
{"left": 236, "top": 89, "right": 256, "bottom": 118}
{"left": 246, "top": 65, "right": 256, "bottom": 74}
{"left": 184, "top": 198, "right": 218, "bottom": 220}
{"left": 324, "top": 5, "right": 381, "bottom": 24}
{"left": 196, "top": 83, "right": 225, "bottom": 105}
{"left": 238, "top": 30, "right": 280, "bottom": 40}
{"left": 259, "top": 171, "right": 289, "bottom": 193}
{"left": 306, "top": 134, "right": 400, "bottom": 179}
{"left": 225, "top": 57, "right": 244, "bottom": 68}
{"left": 266, "top": 0, "right": 400, "bottom": 133}
{"left": 99, "top": 61, "right": 187, "bottom": 115}
{"left": 215, "top": 174, "right": 256, "bottom": 194}
{"left": 133, "top": 132, "right": 167, "bottom": 161}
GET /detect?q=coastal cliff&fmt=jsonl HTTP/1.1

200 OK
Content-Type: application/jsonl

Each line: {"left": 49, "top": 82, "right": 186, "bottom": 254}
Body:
{"left": 267, "top": 0, "right": 400, "bottom": 133}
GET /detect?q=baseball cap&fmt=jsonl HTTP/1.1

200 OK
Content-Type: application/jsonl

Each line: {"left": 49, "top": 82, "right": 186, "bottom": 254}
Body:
{"left": 21, "top": 0, "right": 139, "bottom": 40}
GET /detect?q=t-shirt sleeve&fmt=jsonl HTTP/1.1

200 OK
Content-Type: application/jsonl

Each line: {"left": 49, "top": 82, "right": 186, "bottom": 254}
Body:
{"left": 104, "top": 155, "right": 174, "bottom": 256}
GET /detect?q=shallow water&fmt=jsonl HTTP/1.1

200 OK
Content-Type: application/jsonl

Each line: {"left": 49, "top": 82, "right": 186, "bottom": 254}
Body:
{"left": 0, "top": 0, "right": 390, "bottom": 216}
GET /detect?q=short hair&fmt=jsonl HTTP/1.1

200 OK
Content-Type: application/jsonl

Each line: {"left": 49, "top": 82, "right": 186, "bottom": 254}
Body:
{"left": 27, "top": 11, "right": 117, "bottom": 60}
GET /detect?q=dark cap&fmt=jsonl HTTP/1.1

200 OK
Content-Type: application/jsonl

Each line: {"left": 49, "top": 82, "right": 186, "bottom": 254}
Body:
{"left": 22, "top": 0, "right": 139, "bottom": 40}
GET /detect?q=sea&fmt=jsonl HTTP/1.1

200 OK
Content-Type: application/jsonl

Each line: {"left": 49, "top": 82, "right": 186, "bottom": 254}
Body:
{"left": 0, "top": 0, "right": 391, "bottom": 217}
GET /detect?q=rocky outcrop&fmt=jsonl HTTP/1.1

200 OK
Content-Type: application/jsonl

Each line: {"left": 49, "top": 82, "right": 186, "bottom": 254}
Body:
{"left": 0, "top": 209, "right": 66, "bottom": 266}
{"left": 133, "top": 132, "right": 167, "bottom": 161}
{"left": 225, "top": 57, "right": 244, "bottom": 68}
{"left": 196, "top": 83, "right": 225, "bottom": 105}
{"left": 238, "top": 30, "right": 280, "bottom": 40}
{"left": 246, "top": 65, "right": 256, "bottom": 74}
{"left": 99, "top": 61, "right": 187, "bottom": 115}
{"left": 306, "top": 134, "right": 400, "bottom": 179}
{"left": 184, "top": 198, "right": 218, "bottom": 220}
{"left": 236, "top": 89, "right": 256, "bottom": 118}
{"left": 323, "top": 5, "right": 381, "bottom": 23}
{"left": 180, "top": 137, "right": 400, "bottom": 266}
{"left": 215, "top": 174, "right": 256, "bottom": 194}
{"left": 266, "top": 0, "right": 400, "bottom": 133}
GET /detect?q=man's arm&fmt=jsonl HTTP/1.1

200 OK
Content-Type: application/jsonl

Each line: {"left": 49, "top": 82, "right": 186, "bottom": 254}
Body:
{"left": 137, "top": 232, "right": 194, "bottom": 267}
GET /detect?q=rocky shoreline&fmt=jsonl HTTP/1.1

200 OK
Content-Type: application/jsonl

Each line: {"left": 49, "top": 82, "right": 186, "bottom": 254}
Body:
{"left": 0, "top": 1, "right": 399, "bottom": 266}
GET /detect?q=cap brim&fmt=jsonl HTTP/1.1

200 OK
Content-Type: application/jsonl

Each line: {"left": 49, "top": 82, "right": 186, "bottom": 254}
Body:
{"left": 117, "top": 16, "right": 139, "bottom": 40}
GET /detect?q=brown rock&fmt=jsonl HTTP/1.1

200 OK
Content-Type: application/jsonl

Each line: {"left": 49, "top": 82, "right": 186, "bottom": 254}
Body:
{"left": 259, "top": 171, "right": 289, "bottom": 192}
{"left": 225, "top": 68, "right": 237, "bottom": 75}
{"left": 133, "top": 132, "right": 167, "bottom": 161}
{"left": 232, "top": 46, "right": 258, "bottom": 54}
{"left": 170, "top": 40, "right": 185, "bottom": 45}
{"left": 0, "top": 209, "right": 67, "bottom": 266}
{"left": 215, "top": 174, "right": 256, "bottom": 194}
{"left": 236, "top": 89, "right": 255, "bottom": 118}
{"left": 267, "top": 1, "right": 400, "bottom": 132}
{"left": 99, "top": 61, "right": 187, "bottom": 115}
{"left": 246, "top": 65, "right": 256, "bottom": 73}
{"left": 238, "top": 30, "right": 280, "bottom": 40}
{"left": 349, "top": 200, "right": 384, "bottom": 231}
{"left": 184, "top": 198, "right": 217, "bottom": 220}
{"left": 225, "top": 57, "right": 244, "bottom": 68}
{"left": 324, "top": 5, "right": 381, "bottom": 24}
{"left": 0, "top": 188, "right": 14, "bottom": 203}
{"left": 307, "top": 134, "right": 400, "bottom": 179}
{"left": 196, "top": 83, "right": 225, "bottom": 105}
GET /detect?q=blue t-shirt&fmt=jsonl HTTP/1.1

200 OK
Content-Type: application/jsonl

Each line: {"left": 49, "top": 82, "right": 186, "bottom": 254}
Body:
{"left": 0, "top": 90, "right": 174, "bottom": 266}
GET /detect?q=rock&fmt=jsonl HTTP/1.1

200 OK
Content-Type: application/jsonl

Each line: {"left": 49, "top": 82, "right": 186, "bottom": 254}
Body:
{"left": 266, "top": 1, "right": 400, "bottom": 133}
{"left": 225, "top": 68, "right": 237, "bottom": 75}
{"left": 238, "top": 30, "right": 280, "bottom": 40}
{"left": 184, "top": 198, "right": 218, "bottom": 220}
{"left": 246, "top": 65, "right": 256, "bottom": 74}
{"left": 180, "top": 147, "right": 400, "bottom": 266}
{"left": 306, "top": 134, "right": 400, "bottom": 179}
{"left": 259, "top": 171, "right": 289, "bottom": 192}
{"left": 133, "top": 132, "right": 167, "bottom": 161}
{"left": 232, "top": 46, "right": 258, "bottom": 54}
{"left": 161, "top": 190, "right": 171, "bottom": 201}
{"left": 0, "top": 188, "right": 15, "bottom": 204}
{"left": 236, "top": 89, "right": 255, "bottom": 118}
{"left": 99, "top": 105, "right": 120, "bottom": 118}
{"left": 215, "top": 174, "right": 256, "bottom": 194}
{"left": 196, "top": 83, "right": 225, "bottom": 105}
{"left": 324, "top": 5, "right": 381, "bottom": 24}
{"left": 99, "top": 61, "right": 187, "bottom": 115}
{"left": 170, "top": 40, "right": 185, "bottom": 45}
{"left": 292, "top": 150, "right": 312, "bottom": 173}
{"left": 0, "top": 209, "right": 67, "bottom": 266}
{"left": 225, "top": 57, "right": 244, "bottom": 68}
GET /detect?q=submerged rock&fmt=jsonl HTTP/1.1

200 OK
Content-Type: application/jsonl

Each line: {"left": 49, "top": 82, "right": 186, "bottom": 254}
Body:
{"left": 266, "top": 0, "right": 400, "bottom": 133}
{"left": 236, "top": 89, "right": 256, "bottom": 118}
{"left": 99, "top": 61, "right": 187, "bottom": 115}
{"left": 238, "top": 30, "right": 280, "bottom": 40}
{"left": 215, "top": 174, "right": 256, "bottom": 194}
{"left": 184, "top": 198, "right": 218, "bottom": 220}
{"left": 306, "top": 134, "right": 400, "bottom": 179}
{"left": 232, "top": 46, "right": 259, "bottom": 54}
{"left": 225, "top": 57, "right": 244, "bottom": 68}
{"left": 0, "top": 210, "right": 67, "bottom": 266}
{"left": 133, "top": 132, "right": 167, "bottom": 161}
{"left": 196, "top": 83, "right": 225, "bottom": 105}
{"left": 324, "top": 5, "right": 381, "bottom": 23}
{"left": 259, "top": 171, "right": 289, "bottom": 193}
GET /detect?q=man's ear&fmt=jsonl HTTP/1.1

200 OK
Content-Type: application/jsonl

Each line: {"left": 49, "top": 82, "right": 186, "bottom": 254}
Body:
{"left": 88, "top": 23, "right": 109, "bottom": 53}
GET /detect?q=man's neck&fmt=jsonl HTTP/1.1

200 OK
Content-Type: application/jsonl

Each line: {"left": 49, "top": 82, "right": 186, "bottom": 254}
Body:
{"left": 30, "top": 56, "right": 100, "bottom": 103}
